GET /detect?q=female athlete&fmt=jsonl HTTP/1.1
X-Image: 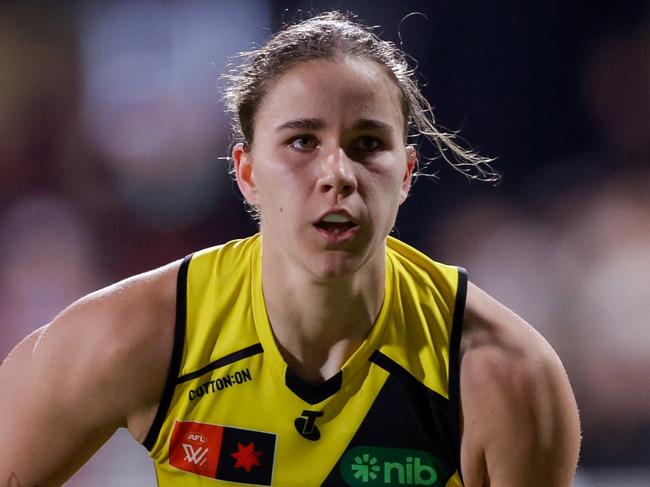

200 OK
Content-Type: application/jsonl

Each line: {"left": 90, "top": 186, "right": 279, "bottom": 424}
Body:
{"left": 0, "top": 12, "right": 580, "bottom": 487}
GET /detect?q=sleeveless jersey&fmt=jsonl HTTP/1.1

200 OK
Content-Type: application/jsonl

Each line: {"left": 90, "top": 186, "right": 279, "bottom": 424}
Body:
{"left": 144, "top": 234, "right": 467, "bottom": 487}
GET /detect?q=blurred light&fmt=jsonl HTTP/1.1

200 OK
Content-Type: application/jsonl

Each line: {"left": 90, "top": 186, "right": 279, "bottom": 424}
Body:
{"left": 78, "top": 0, "right": 271, "bottom": 230}
{"left": 0, "top": 196, "right": 102, "bottom": 356}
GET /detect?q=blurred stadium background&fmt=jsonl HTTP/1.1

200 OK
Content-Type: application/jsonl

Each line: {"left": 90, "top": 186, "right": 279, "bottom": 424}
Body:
{"left": 1, "top": 0, "right": 648, "bottom": 485}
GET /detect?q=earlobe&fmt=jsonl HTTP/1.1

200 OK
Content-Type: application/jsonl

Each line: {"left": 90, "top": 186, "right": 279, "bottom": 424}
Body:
{"left": 399, "top": 145, "right": 417, "bottom": 203}
{"left": 232, "top": 143, "right": 258, "bottom": 205}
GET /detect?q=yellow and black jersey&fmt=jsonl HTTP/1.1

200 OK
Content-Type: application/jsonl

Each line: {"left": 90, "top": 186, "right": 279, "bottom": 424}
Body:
{"left": 144, "top": 234, "right": 467, "bottom": 486}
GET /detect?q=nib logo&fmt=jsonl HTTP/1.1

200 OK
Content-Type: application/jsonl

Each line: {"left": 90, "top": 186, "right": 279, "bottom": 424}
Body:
{"left": 340, "top": 447, "right": 445, "bottom": 486}
{"left": 351, "top": 453, "right": 381, "bottom": 482}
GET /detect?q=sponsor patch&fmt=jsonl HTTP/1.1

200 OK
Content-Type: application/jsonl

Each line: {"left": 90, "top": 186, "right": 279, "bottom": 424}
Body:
{"left": 340, "top": 446, "right": 446, "bottom": 486}
{"left": 294, "top": 410, "right": 324, "bottom": 440}
{"left": 169, "top": 420, "right": 276, "bottom": 485}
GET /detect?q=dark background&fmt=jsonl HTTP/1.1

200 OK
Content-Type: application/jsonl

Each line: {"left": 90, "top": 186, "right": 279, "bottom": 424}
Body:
{"left": 1, "top": 1, "right": 648, "bottom": 483}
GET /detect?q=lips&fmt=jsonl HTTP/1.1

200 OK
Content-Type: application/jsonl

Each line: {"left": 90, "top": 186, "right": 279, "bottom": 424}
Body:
{"left": 313, "top": 211, "right": 359, "bottom": 240}
{"left": 314, "top": 220, "right": 357, "bottom": 233}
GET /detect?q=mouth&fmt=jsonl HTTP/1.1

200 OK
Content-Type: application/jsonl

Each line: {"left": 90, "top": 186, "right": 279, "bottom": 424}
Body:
{"left": 313, "top": 212, "right": 359, "bottom": 241}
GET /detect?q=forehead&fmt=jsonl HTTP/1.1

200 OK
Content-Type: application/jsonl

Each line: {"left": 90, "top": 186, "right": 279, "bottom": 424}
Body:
{"left": 255, "top": 57, "right": 405, "bottom": 132}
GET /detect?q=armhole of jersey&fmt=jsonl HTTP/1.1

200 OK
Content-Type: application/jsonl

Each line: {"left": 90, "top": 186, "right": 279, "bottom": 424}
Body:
{"left": 448, "top": 266, "right": 467, "bottom": 482}
{"left": 143, "top": 253, "right": 192, "bottom": 451}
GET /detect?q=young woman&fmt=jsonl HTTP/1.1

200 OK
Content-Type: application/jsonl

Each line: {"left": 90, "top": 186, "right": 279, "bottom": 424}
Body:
{"left": 0, "top": 12, "right": 580, "bottom": 487}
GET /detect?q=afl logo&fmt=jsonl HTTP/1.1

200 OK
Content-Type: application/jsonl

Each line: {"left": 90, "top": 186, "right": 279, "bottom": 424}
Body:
{"left": 186, "top": 432, "right": 207, "bottom": 444}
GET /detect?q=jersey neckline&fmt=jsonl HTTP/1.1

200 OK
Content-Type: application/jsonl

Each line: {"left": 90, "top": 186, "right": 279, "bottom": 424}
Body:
{"left": 249, "top": 234, "right": 394, "bottom": 404}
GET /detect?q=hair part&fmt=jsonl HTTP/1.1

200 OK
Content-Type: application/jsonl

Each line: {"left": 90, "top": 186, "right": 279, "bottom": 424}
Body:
{"left": 222, "top": 11, "right": 499, "bottom": 187}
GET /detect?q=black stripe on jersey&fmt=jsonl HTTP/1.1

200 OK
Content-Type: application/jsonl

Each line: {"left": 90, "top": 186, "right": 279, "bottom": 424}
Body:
{"left": 177, "top": 343, "right": 264, "bottom": 384}
{"left": 143, "top": 253, "right": 192, "bottom": 451}
{"left": 285, "top": 367, "right": 343, "bottom": 405}
{"left": 369, "top": 351, "right": 447, "bottom": 408}
{"left": 448, "top": 266, "right": 468, "bottom": 481}
{"left": 323, "top": 350, "right": 460, "bottom": 485}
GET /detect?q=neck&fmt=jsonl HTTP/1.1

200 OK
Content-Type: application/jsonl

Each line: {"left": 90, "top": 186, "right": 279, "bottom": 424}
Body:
{"left": 261, "top": 243, "right": 385, "bottom": 382}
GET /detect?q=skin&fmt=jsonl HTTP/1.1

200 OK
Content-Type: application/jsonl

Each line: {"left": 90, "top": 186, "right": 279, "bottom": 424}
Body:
{"left": 460, "top": 284, "right": 580, "bottom": 485}
{"left": 0, "top": 264, "right": 178, "bottom": 485}
{"left": 233, "top": 57, "right": 415, "bottom": 380}
{"left": 0, "top": 57, "right": 580, "bottom": 486}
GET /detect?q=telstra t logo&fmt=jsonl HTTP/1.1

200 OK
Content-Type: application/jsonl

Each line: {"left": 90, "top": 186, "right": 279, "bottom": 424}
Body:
{"left": 294, "top": 410, "right": 324, "bottom": 441}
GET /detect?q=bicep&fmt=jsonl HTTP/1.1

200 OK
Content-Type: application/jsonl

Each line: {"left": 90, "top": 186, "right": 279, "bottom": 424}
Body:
{"left": 460, "top": 285, "right": 581, "bottom": 487}
{"left": 0, "top": 263, "right": 177, "bottom": 485}
{"left": 466, "top": 351, "right": 580, "bottom": 486}
{"left": 0, "top": 320, "right": 124, "bottom": 486}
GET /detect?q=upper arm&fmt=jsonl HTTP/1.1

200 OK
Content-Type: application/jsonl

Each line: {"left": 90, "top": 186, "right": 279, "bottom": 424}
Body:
{"left": 0, "top": 263, "right": 178, "bottom": 486}
{"left": 0, "top": 321, "right": 120, "bottom": 486}
{"left": 459, "top": 283, "right": 581, "bottom": 487}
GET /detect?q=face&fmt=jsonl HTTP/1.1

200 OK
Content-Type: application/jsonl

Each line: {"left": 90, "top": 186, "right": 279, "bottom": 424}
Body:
{"left": 233, "top": 57, "right": 415, "bottom": 280}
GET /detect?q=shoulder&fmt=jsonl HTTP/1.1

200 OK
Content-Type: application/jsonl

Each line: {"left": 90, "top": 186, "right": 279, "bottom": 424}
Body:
{"left": 0, "top": 259, "right": 183, "bottom": 482}
{"left": 8, "top": 259, "right": 181, "bottom": 438}
{"left": 77, "top": 259, "right": 182, "bottom": 436}
{"left": 458, "top": 282, "right": 580, "bottom": 486}
{"left": 56, "top": 260, "right": 180, "bottom": 344}
{"left": 461, "top": 282, "right": 557, "bottom": 374}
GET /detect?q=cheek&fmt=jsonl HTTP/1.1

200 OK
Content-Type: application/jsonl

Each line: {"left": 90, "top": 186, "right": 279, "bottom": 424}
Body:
{"left": 357, "top": 177, "right": 399, "bottom": 232}
{"left": 256, "top": 161, "right": 313, "bottom": 214}
{"left": 364, "top": 164, "right": 406, "bottom": 205}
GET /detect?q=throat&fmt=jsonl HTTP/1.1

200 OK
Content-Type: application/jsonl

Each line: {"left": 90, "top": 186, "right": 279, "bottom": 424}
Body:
{"left": 260, "top": 239, "right": 387, "bottom": 382}
{"left": 277, "top": 335, "right": 366, "bottom": 383}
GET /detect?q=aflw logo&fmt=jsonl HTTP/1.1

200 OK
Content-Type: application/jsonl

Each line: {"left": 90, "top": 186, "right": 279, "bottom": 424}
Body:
{"left": 183, "top": 444, "right": 209, "bottom": 466}
{"left": 186, "top": 432, "right": 207, "bottom": 444}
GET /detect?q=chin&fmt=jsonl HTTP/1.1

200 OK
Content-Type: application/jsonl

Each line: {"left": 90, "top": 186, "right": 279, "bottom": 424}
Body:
{"left": 308, "top": 252, "right": 367, "bottom": 281}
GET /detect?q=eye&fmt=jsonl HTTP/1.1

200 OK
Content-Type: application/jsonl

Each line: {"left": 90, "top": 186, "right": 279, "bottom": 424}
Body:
{"left": 353, "top": 136, "right": 382, "bottom": 152}
{"left": 288, "top": 134, "right": 318, "bottom": 151}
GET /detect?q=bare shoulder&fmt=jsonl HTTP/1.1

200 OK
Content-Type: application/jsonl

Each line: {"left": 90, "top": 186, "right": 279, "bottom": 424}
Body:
{"left": 41, "top": 259, "right": 181, "bottom": 436}
{"left": 84, "top": 260, "right": 180, "bottom": 434}
{"left": 0, "top": 260, "right": 181, "bottom": 484}
{"left": 458, "top": 282, "right": 581, "bottom": 487}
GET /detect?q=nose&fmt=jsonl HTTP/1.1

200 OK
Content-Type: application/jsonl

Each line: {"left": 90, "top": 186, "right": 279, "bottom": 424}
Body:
{"left": 318, "top": 148, "right": 357, "bottom": 197}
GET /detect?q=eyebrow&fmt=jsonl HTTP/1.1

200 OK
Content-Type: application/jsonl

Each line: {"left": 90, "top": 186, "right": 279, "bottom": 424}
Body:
{"left": 275, "top": 118, "right": 395, "bottom": 134}
{"left": 353, "top": 119, "right": 394, "bottom": 134}
{"left": 275, "top": 118, "right": 325, "bottom": 132}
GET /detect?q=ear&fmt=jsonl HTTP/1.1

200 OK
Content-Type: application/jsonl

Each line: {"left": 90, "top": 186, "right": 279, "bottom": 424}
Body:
{"left": 399, "top": 145, "right": 417, "bottom": 204}
{"left": 232, "top": 143, "right": 258, "bottom": 205}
